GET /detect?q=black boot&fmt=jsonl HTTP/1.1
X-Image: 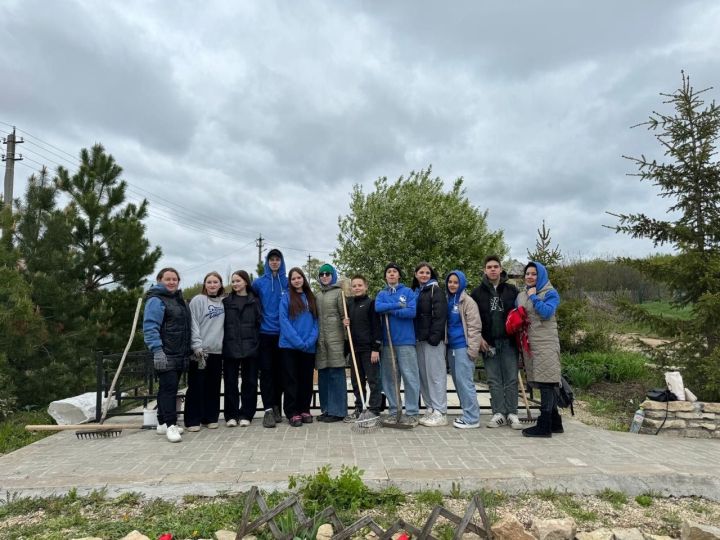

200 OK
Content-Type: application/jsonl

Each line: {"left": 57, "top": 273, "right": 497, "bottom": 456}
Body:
{"left": 551, "top": 409, "right": 564, "bottom": 434}
{"left": 522, "top": 412, "right": 552, "bottom": 438}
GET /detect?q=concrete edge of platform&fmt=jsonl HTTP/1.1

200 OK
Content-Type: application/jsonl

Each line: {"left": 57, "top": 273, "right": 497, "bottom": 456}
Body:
{"left": 3, "top": 467, "right": 719, "bottom": 502}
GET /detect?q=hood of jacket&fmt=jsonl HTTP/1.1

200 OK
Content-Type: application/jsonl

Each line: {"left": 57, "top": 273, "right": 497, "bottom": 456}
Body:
{"left": 445, "top": 270, "right": 467, "bottom": 303}
{"left": 481, "top": 269, "right": 509, "bottom": 290}
{"left": 319, "top": 264, "right": 338, "bottom": 287}
{"left": 262, "top": 250, "right": 288, "bottom": 290}
{"left": 529, "top": 261, "right": 550, "bottom": 290}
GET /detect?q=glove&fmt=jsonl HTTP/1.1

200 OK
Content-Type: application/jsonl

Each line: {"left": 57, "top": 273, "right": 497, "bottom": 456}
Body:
{"left": 153, "top": 350, "right": 169, "bottom": 372}
{"left": 193, "top": 349, "right": 208, "bottom": 370}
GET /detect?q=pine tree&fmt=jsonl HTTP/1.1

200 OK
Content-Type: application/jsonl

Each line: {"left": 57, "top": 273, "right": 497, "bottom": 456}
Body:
{"left": 55, "top": 144, "right": 161, "bottom": 291}
{"left": 608, "top": 72, "right": 720, "bottom": 400}
{"left": 7, "top": 146, "right": 163, "bottom": 406}
{"left": 527, "top": 220, "right": 563, "bottom": 268}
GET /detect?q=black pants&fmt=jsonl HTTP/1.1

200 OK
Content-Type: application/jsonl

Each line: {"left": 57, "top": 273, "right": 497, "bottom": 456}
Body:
{"left": 537, "top": 382, "right": 558, "bottom": 415}
{"left": 239, "top": 355, "right": 259, "bottom": 421}
{"left": 349, "top": 349, "right": 382, "bottom": 413}
{"left": 280, "top": 348, "right": 315, "bottom": 419}
{"left": 184, "top": 354, "right": 223, "bottom": 426}
{"left": 157, "top": 368, "right": 183, "bottom": 427}
{"left": 223, "top": 357, "right": 241, "bottom": 422}
{"left": 258, "top": 333, "right": 283, "bottom": 411}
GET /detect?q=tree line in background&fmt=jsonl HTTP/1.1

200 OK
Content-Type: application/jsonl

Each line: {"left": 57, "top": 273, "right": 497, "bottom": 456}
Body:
{"left": 1, "top": 71, "right": 718, "bottom": 420}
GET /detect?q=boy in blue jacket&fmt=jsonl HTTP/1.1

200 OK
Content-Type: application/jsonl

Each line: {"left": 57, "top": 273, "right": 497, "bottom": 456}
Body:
{"left": 375, "top": 262, "right": 420, "bottom": 426}
{"left": 252, "top": 248, "right": 288, "bottom": 428}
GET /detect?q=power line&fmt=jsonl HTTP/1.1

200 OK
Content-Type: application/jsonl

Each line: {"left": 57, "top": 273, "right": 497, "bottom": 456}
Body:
{"left": 0, "top": 122, "right": 337, "bottom": 254}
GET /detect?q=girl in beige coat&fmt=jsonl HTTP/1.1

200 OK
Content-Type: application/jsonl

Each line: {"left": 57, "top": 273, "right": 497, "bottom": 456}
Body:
{"left": 515, "top": 261, "right": 562, "bottom": 438}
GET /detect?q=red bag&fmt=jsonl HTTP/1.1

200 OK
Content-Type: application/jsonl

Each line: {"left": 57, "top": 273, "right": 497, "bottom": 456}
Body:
{"left": 505, "top": 306, "right": 531, "bottom": 359}
{"left": 505, "top": 306, "right": 527, "bottom": 335}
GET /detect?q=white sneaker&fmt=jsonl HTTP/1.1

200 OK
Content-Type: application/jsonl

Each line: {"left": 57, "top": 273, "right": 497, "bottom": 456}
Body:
{"left": 239, "top": 419, "right": 251, "bottom": 427}
{"left": 486, "top": 413, "right": 506, "bottom": 428}
{"left": 421, "top": 408, "right": 434, "bottom": 421}
{"left": 507, "top": 414, "right": 524, "bottom": 430}
{"left": 420, "top": 410, "right": 447, "bottom": 427}
{"left": 165, "top": 424, "right": 182, "bottom": 443}
{"left": 226, "top": 419, "right": 238, "bottom": 427}
{"left": 453, "top": 418, "right": 480, "bottom": 429}
{"left": 186, "top": 425, "right": 201, "bottom": 432}
{"left": 156, "top": 423, "right": 184, "bottom": 435}
{"left": 206, "top": 422, "right": 219, "bottom": 429}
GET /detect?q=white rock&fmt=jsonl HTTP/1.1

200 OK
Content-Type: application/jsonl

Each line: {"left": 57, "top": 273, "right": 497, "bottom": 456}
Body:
{"left": 491, "top": 514, "right": 535, "bottom": 540}
{"left": 365, "top": 533, "right": 380, "bottom": 540}
{"left": 576, "top": 528, "right": 614, "bottom": 540}
{"left": 316, "top": 523, "right": 333, "bottom": 540}
{"left": 612, "top": 528, "right": 645, "bottom": 540}
{"left": 120, "top": 532, "right": 150, "bottom": 540}
{"left": 531, "top": 518, "right": 577, "bottom": 540}
{"left": 214, "top": 531, "right": 239, "bottom": 540}
{"left": 71, "top": 537, "right": 104, "bottom": 540}
{"left": 681, "top": 520, "right": 720, "bottom": 540}
{"left": 643, "top": 534, "right": 675, "bottom": 540}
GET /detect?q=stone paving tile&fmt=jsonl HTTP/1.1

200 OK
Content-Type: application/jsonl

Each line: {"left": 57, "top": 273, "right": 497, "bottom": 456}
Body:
{"left": 3, "top": 415, "right": 720, "bottom": 500}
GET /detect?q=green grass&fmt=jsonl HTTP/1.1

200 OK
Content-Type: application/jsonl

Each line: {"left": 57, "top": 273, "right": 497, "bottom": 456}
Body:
{"left": 416, "top": 489, "right": 444, "bottom": 507}
{"left": 0, "top": 410, "right": 55, "bottom": 455}
{"left": 3, "top": 485, "right": 718, "bottom": 539}
{"left": 597, "top": 488, "right": 628, "bottom": 509}
{"left": 555, "top": 494, "right": 598, "bottom": 523}
{"left": 612, "top": 300, "right": 693, "bottom": 336}
{"left": 562, "top": 351, "right": 651, "bottom": 389}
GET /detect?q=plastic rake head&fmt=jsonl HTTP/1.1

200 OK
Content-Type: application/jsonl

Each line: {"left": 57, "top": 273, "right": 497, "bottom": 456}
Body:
{"left": 75, "top": 429, "right": 122, "bottom": 440}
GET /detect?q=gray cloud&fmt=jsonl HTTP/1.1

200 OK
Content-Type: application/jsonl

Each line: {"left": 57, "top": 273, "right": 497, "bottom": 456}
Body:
{"left": 2, "top": 0, "right": 719, "bottom": 286}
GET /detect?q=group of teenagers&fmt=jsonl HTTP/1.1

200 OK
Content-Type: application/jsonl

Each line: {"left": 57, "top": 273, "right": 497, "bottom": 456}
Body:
{"left": 142, "top": 249, "right": 564, "bottom": 443}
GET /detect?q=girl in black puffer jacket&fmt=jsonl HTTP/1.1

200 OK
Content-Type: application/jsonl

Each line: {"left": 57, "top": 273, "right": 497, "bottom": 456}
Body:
{"left": 411, "top": 262, "right": 448, "bottom": 427}
{"left": 223, "top": 270, "right": 263, "bottom": 426}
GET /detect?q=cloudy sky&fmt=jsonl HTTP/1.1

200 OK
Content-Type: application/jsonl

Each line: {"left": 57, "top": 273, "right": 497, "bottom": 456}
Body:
{"left": 2, "top": 1, "right": 719, "bottom": 286}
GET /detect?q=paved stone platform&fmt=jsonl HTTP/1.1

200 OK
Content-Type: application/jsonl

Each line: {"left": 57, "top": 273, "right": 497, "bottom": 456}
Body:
{"left": 2, "top": 413, "right": 719, "bottom": 501}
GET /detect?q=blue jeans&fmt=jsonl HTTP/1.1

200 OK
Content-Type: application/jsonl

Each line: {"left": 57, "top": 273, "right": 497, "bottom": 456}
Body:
{"left": 484, "top": 339, "right": 518, "bottom": 416}
{"left": 381, "top": 345, "right": 420, "bottom": 416}
{"left": 318, "top": 367, "right": 348, "bottom": 417}
{"left": 448, "top": 348, "right": 480, "bottom": 425}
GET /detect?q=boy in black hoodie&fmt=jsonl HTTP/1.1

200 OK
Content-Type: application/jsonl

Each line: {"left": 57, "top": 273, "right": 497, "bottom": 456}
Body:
{"left": 343, "top": 274, "right": 383, "bottom": 420}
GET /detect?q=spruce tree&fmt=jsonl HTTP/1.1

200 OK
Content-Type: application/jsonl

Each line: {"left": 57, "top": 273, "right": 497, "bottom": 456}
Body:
{"left": 608, "top": 72, "right": 720, "bottom": 400}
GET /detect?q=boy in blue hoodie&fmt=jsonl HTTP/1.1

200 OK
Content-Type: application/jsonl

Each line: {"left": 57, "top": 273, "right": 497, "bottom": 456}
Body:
{"left": 375, "top": 262, "right": 420, "bottom": 425}
{"left": 251, "top": 248, "right": 288, "bottom": 428}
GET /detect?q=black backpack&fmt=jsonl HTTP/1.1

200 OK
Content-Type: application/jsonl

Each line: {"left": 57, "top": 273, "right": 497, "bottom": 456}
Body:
{"left": 555, "top": 376, "right": 575, "bottom": 416}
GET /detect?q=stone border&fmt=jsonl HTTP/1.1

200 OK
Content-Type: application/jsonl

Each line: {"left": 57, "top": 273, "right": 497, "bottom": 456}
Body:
{"left": 640, "top": 400, "right": 720, "bottom": 438}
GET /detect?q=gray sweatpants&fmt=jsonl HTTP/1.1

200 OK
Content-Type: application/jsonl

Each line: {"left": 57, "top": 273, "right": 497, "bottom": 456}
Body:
{"left": 416, "top": 341, "right": 447, "bottom": 414}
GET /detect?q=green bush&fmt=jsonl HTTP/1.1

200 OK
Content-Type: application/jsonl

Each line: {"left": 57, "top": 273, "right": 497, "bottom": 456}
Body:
{"left": 558, "top": 299, "right": 616, "bottom": 355}
{"left": 288, "top": 465, "right": 374, "bottom": 514}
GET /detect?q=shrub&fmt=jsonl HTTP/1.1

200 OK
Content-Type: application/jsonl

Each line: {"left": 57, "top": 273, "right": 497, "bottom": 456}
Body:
{"left": 288, "top": 465, "right": 374, "bottom": 514}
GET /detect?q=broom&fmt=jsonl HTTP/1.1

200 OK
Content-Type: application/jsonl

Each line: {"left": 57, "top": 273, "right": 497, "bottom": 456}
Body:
{"left": 26, "top": 297, "right": 144, "bottom": 439}
{"left": 340, "top": 291, "right": 380, "bottom": 432}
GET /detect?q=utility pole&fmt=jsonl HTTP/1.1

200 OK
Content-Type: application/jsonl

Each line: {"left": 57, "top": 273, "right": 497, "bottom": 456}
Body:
{"left": 307, "top": 253, "right": 312, "bottom": 266}
{"left": 2, "top": 127, "right": 23, "bottom": 210}
{"left": 256, "top": 234, "right": 264, "bottom": 266}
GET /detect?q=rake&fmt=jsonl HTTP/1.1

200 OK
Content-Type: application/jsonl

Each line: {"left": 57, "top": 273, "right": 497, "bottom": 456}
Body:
{"left": 380, "top": 315, "right": 415, "bottom": 430}
{"left": 340, "top": 292, "right": 380, "bottom": 433}
{"left": 517, "top": 369, "right": 537, "bottom": 424}
{"left": 26, "top": 297, "right": 144, "bottom": 439}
